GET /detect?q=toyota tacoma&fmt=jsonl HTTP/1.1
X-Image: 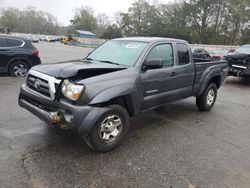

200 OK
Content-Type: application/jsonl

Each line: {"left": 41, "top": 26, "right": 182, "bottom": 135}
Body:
{"left": 19, "top": 37, "right": 228, "bottom": 152}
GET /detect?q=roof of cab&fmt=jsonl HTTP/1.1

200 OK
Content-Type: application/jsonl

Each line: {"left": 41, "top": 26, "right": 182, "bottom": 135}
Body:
{"left": 113, "top": 37, "right": 188, "bottom": 43}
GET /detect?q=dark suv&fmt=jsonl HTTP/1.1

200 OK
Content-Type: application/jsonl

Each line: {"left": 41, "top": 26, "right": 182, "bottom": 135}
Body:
{"left": 0, "top": 35, "right": 41, "bottom": 77}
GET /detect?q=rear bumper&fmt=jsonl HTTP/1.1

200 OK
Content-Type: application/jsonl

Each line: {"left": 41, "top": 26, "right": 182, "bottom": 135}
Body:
{"left": 19, "top": 84, "right": 94, "bottom": 132}
{"left": 228, "top": 66, "right": 250, "bottom": 77}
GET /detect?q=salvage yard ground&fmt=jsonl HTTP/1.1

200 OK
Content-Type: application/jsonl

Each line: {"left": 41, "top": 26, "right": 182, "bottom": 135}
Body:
{"left": 0, "top": 42, "right": 250, "bottom": 188}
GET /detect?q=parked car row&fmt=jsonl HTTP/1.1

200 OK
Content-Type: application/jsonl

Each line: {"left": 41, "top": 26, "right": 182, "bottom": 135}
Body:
{"left": 13, "top": 33, "right": 60, "bottom": 43}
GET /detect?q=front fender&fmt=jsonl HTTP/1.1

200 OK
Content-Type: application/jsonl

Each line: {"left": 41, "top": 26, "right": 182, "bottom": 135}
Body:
{"left": 89, "top": 84, "right": 138, "bottom": 105}
{"left": 88, "top": 83, "right": 142, "bottom": 116}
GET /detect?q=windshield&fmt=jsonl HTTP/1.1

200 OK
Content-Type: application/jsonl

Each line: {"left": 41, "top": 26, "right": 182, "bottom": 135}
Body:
{"left": 235, "top": 46, "right": 250, "bottom": 54}
{"left": 87, "top": 40, "right": 148, "bottom": 66}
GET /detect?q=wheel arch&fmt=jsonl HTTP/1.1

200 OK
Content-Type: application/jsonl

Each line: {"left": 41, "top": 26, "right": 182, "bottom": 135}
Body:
{"left": 208, "top": 75, "right": 221, "bottom": 89}
{"left": 198, "top": 73, "right": 222, "bottom": 96}
{"left": 91, "top": 95, "right": 136, "bottom": 116}
{"left": 88, "top": 84, "right": 140, "bottom": 116}
{"left": 8, "top": 57, "right": 32, "bottom": 70}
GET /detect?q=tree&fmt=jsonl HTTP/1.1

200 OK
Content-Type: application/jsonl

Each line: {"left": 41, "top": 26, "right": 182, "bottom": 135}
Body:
{"left": 118, "top": 12, "right": 133, "bottom": 37}
{"left": 159, "top": 2, "right": 193, "bottom": 41}
{"left": 226, "top": 0, "right": 250, "bottom": 44}
{"left": 101, "top": 24, "right": 122, "bottom": 39}
{"left": 118, "top": 0, "right": 161, "bottom": 37}
{"left": 96, "top": 13, "right": 111, "bottom": 37}
{"left": 117, "top": 0, "right": 250, "bottom": 45}
{"left": 0, "top": 8, "right": 19, "bottom": 31}
{"left": 70, "top": 7, "right": 98, "bottom": 33}
{"left": 0, "top": 7, "right": 59, "bottom": 34}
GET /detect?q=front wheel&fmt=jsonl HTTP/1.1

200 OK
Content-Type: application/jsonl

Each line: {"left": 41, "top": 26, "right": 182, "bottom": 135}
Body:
{"left": 196, "top": 83, "right": 217, "bottom": 111}
{"left": 85, "top": 105, "right": 130, "bottom": 152}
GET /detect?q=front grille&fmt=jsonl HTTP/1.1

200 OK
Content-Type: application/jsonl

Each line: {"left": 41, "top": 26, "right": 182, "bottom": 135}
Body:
{"left": 26, "top": 70, "right": 61, "bottom": 100}
{"left": 27, "top": 74, "right": 51, "bottom": 98}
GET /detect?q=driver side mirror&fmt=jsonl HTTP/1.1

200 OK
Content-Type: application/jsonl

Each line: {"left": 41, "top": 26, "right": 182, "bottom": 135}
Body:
{"left": 142, "top": 58, "right": 163, "bottom": 70}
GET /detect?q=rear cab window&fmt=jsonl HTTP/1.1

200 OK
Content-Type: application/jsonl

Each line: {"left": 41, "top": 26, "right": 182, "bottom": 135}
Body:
{"left": 177, "top": 43, "right": 191, "bottom": 66}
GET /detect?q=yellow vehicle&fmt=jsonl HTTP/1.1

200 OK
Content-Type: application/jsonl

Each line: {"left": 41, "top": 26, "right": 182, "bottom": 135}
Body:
{"left": 60, "top": 35, "right": 78, "bottom": 44}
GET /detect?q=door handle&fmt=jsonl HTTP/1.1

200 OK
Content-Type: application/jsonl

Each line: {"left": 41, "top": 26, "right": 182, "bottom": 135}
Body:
{"left": 171, "top": 72, "right": 177, "bottom": 77}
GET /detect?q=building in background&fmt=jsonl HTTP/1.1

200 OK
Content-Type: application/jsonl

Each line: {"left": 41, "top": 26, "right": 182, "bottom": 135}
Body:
{"left": 76, "top": 30, "right": 96, "bottom": 38}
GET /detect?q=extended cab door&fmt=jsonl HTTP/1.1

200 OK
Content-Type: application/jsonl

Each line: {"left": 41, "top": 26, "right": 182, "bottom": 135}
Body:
{"left": 141, "top": 43, "right": 177, "bottom": 109}
{"left": 140, "top": 42, "right": 195, "bottom": 109}
{"left": 168, "top": 43, "right": 195, "bottom": 99}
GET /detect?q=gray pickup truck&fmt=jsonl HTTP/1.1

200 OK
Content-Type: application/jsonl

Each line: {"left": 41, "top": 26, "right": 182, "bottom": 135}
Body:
{"left": 19, "top": 37, "right": 228, "bottom": 152}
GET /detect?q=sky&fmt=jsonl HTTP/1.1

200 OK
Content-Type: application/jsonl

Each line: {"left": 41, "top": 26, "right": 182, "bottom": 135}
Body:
{"left": 1, "top": 0, "right": 173, "bottom": 26}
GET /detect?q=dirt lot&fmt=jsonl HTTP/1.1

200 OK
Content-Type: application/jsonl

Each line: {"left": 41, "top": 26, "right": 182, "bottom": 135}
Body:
{"left": 0, "top": 42, "right": 250, "bottom": 188}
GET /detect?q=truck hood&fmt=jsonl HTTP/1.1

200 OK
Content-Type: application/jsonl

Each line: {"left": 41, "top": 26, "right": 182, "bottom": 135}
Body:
{"left": 31, "top": 59, "right": 127, "bottom": 78}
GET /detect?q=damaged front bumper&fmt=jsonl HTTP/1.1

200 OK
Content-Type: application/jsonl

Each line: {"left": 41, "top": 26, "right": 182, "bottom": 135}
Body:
{"left": 19, "top": 84, "right": 94, "bottom": 132}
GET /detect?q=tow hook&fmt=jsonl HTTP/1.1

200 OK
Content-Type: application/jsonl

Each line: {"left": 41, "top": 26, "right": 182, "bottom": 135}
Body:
{"left": 49, "top": 112, "right": 71, "bottom": 129}
{"left": 50, "top": 112, "right": 61, "bottom": 124}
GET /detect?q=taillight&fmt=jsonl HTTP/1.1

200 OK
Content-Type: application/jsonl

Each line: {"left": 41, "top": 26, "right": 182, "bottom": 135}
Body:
{"left": 32, "top": 49, "right": 39, "bottom": 57}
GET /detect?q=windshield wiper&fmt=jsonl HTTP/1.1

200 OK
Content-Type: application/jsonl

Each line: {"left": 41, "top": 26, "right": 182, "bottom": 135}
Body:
{"left": 83, "top": 58, "right": 124, "bottom": 66}
{"left": 98, "top": 60, "right": 121, "bottom": 66}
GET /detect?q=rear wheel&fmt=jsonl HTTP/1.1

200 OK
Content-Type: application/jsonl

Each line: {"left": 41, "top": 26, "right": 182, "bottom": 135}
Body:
{"left": 85, "top": 105, "right": 130, "bottom": 152}
{"left": 196, "top": 83, "right": 217, "bottom": 111}
{"left": 9, "top": 60, "right": 30, "bottom": 77}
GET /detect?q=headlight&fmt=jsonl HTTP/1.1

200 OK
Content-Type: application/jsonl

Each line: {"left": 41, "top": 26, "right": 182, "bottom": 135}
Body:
{"left": 61, "top": 80, "right": 85, "bottom": 101}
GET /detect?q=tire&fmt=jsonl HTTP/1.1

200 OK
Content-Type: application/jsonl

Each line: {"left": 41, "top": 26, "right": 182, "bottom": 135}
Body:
{"left": 85, "top": 105, "right": 130, "bottom": 152}
{"left": 196, "top": 83, "right": 217, "bottom": 111}
{"left": 9, "top": 60, "right": 30, "bottom": 77}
